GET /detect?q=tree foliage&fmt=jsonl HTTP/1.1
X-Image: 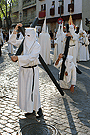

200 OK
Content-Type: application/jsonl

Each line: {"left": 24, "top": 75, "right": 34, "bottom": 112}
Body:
{"left": 0, "top": 0, "right": 17, "bottom": 30}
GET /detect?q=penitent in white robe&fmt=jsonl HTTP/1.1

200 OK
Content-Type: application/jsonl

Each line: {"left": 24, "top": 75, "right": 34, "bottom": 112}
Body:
{"left": 66, "top": 34, "right": 77, "bottom": 67}
{"left": 53, "top": 33, "right": 66, "bottom": 63}
{"left": 9, "top": 33, "right": 41, "bottom": 113}
{"left": 54, "top": 55, "right": 76, "bottom": 89}
{"left": 78, "top": 36, "right": 89, "bottom": 61}
{"left": 39, "top": 33, "right": 51, "bottom": 65}
{"left": 8, "top": 30, "right": 14, "bottom": 54}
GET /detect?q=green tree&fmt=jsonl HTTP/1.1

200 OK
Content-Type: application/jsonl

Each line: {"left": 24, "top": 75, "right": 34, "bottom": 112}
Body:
{"left": 0, "top": 0, "right": 17, "bottom": 31}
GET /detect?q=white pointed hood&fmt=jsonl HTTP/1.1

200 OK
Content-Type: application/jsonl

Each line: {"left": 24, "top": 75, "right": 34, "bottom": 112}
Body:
{"left": 79, "top": 20, "right": 83, "bottom": 33}
{"left": 69, "top": 25, "right": 75, "bottom": 35}
{"left": 42, "top": 17, "right": 46, "bottom": 33}
{"left": 56, "top": 24, "right": 60, "bottom": 38}
{"left": 56, "top": 23, "right": 64, "bottom": 38}
{"left": 47, "top": 25, "right": 49, "bottom": 33}
{"left": 25, "top": 28, "right": 36, "bottom": 50}
{"left": 61, "top": 23, "right": 64, "bottom": 33}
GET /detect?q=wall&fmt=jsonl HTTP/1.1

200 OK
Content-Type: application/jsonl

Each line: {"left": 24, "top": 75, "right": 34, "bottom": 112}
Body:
{"left": 82, "top": 0, "right": 90, "bottom": 31}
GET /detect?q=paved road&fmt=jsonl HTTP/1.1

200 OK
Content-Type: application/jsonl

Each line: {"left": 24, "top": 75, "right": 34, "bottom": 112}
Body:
{"left": 0, "top": 43, "right": 90, "bottom": 135}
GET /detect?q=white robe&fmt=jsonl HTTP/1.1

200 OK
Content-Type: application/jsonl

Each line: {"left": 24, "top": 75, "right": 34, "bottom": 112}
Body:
{"left": 39, "top": 33, "right": 51, "bottom": 65}
{"left": 54, "top": 55, "right": 76, "bottom": 89}
{"left": 78, "top": 36, "right": 89, "bottom": 61}
{"left": 9, "top": 33, "right": 41, "bottom": 113}
{"left": 75, "top": 33, "right": 79, "bottom": 62}
{"left": 66, "top": 34, "right": 77, "bottom": 67}
{"left": 53, "top": 33, "right": 65, "bottom": 63}
{"left": 8, "top": 43, "right": 14, "bottom": 54}
{"left": 8, "top": 30, "right": 13, "bottom": 54}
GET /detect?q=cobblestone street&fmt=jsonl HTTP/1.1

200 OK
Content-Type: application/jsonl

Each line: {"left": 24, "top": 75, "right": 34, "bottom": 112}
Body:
{"left": 0, "top": 43, "right": 90, "bottom": 135}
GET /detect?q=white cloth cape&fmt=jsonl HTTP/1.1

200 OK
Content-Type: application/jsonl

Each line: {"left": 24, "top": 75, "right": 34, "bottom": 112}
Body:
{"left": 9, "top": 32, "right": 41, "bottom": 113}
{"left": 39, "top": 33, "right": 51, "bottom": 65}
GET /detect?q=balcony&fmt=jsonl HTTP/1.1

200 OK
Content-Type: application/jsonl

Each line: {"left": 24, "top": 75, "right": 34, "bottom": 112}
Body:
{"left": 39, "top": 10, "right": 46, "bottom": 18}
{"left": 68, "top": 4, "right": 74, "bottom": 12}
{"left": 58, "top": 6, "right": 64, "bottom": 14}
{"left": 50, "top": 8, "right": 55, "bottom": 16}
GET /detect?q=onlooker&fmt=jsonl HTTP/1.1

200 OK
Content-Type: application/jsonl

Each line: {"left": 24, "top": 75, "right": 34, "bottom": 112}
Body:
{"left": 87, "top": 30, "right": 90, "bottom": 43}
{"left": 49, "top": 30, "right": 54, "bottom": 48}
{"left": 0, "top": 32, "right": 3, "bottom": 56}
{"left": 51, "top": 1, "right": 55, "bottom": 8}
{"left": 49, "top": 30, "right": 53, "bottom": 39}
{"left": 87, "top": 30, "right": 90, "bottom": 53}
{"left": 6, "top": 33, "right": 9, "bottom": 42}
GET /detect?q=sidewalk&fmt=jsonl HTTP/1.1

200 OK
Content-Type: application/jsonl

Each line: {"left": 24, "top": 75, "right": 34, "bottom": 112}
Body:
{"left": 0, "top": 43, "right": 90, "bottom": 135}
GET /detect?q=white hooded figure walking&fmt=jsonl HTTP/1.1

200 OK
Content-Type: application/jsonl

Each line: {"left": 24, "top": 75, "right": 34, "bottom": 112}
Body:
{"left": 54, "top": 54, "right": 76, "bottom": 93}
{"left": 53, "top": 23, "right": 65, "bottom": 63}
{"left": 78, "top": 20, "right": 89, "bottom": 61}
{"left": 67, "top": 25, "right": 77, "bottom": 67}
{"left": 8, "top": 30, "right": 14, "bottom": 54}
{"left": 39, "top": 17, "right": 51, "bottom": 65}
{"left": 8, "top": 23, "right": 43, "bottom": 118}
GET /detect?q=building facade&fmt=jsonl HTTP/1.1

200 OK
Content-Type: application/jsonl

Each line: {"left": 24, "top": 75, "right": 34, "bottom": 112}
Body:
{"left": 36, "top": 0, "right": 82, "bottom": 33}
{"left": 11, "top": 0, "right": 36, "bottom": 27}
{"left": 11, "top": 0, "right": 90, "bottom": 32}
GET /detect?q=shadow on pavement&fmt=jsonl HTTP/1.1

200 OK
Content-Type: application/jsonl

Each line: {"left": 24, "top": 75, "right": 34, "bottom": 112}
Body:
{"left": 62, "top": 59, "right": 90, "bottom": 129}
{"left": 0, "top": 56, "right": 5, "bottom": 73}
{"left": 19, "top": 115, "right": 60, "bottom": 135}
{"left": 62, "top": 97, "right": 78, "bottom": 135}
{"left": 38, "top": 64, "right": 59, "bottom": 81}
{"left": 0, "top": 55, "right": 4, "bottom": 64}
{"left": 64, "top": 83, "right": 90, "bottom": 129}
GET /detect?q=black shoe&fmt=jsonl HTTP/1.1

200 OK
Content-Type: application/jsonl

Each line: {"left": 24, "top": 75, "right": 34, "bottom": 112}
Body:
{"left": 36, "top": 108, "right": 43, "bottom": 118}
{"left": 25, "top": 110, "right": 36, "bottom": 117}
{"left": 76, "top": 67, "right": 82, "bottom": 74}
{"left": 25, "top": 113, "right": 33, "bottom": 117}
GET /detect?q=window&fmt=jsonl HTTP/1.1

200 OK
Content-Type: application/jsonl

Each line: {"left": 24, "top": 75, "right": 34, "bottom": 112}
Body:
{"left": 62, "top": 0, "right": 64, "bottom": 6}
{"left": 41, "top": 4, "right": 46, "bottom": 11}
{"left": 23, "top": 10, "right": 27, "bottom": 17}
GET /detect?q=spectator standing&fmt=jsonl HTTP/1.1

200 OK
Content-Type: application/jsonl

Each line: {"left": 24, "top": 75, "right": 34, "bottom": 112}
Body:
{"left": 49, "top": 30, "right": 54, "bottom": 48}
{"left": 0, "top": 32, "right": 3, "bottom": 56}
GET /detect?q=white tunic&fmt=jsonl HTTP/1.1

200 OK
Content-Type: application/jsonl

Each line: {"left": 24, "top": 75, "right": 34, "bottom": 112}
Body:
{"left": 53, "top": 32, "right": 65, "bottom": 63}
{"left": 65, "top": 34, "right": 77, "bottom": 67}
{"left": 39, "top": 33, "right": 51, "bottom": 65}
{"left": 8, "top": 30, "right": 14, "bottom": 54}
{"left": 9, "top": 33, "right": 41, "bottom": 113}
{"left": 75, "top": 33, "right": 79, "bottom": 62}
{"left": 78, "top": 35, "right": 89, "bottom": 61}
{"left": 54, "top": 55, "right": 76, "bottom": 89}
